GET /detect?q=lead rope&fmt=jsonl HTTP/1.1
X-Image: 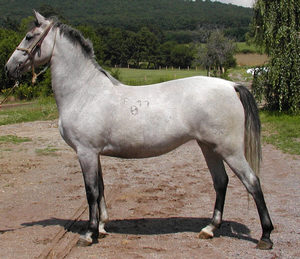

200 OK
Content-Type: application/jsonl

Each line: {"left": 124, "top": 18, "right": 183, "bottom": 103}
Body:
{"left": 32, "top": 63, "right": 49, "bottom": 84}
{"left": 0, "top": 81, "right": 19, "bottom": 107}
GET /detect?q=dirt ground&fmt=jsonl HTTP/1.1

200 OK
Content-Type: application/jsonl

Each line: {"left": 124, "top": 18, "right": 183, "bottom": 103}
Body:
{"left": 0, "top": 120, "right": 299, "bottom": 259}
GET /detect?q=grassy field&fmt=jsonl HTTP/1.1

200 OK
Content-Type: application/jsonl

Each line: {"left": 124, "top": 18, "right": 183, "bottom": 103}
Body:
{"left": 235, "top": 42, "right": 268, "bottom": 67}
{"left": 112, "top": 67, "right": 206, "bottom": 85}
{"left": 0, "top": 97, "right": 57, "bottom": 126}
{"left": 236, "top": 42, "right": 260, "bottom": 53}
{"left": 260, "top": 111, "right": 300, "bottom": 155}
{"left": 113, "top": 66, "right": 255, "bottom": 86}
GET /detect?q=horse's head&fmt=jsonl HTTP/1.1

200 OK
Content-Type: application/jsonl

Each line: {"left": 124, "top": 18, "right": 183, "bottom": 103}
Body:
{"left": 5, "top": 11, "right": 56, "bottom": 82}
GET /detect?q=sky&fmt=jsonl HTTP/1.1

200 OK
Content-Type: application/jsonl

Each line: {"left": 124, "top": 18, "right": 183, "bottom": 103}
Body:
{"left": 212, "top": 0, "right": 255, "bottom": 8}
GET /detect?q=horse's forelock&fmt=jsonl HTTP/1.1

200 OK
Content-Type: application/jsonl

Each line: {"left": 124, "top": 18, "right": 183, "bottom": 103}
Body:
{"left": 28, "top": 20, "right": 40, "bottom": 31}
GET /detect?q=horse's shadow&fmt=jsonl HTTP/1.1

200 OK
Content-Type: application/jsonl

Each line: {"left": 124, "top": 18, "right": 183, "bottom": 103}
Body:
{"left": 18, "top": 217, "right": 258, "bottom": 244}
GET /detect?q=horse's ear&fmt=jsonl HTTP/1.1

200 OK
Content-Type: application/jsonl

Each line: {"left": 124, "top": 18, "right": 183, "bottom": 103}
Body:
{"left": 33, "top": 10, "right": 47, "bottom": 26}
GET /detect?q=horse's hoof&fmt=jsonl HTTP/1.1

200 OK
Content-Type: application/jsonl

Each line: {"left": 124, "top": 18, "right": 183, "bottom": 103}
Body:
{"left": 198, "top": 230, "right": 213, "bottom": 239}
{"left": 256, "top": 239, "right": 273, "bottom": 250}
{"left": 76, "top": 236, "right": 93, "bottom": 247}
{"left": 99, "top": 231, "right": 108, "bottom": 239}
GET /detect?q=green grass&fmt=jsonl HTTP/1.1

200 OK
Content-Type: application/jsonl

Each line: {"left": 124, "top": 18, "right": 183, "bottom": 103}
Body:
{"left": 112, "top": 68, "right": 206, "bottom": 85}
{"left": 0, "top": 135, "right": 31, "bottom": 144}
{"left": 260, "top": 111, "right": 300, "bottom": 155}
{"left": 236, "top": 42, "right": 262, "bottom": 53}
{"left": 35, "top": 146, "right": 59, "bottom": 156}
{"left": 0, "top": 97, "right": 58, "bottom": 126}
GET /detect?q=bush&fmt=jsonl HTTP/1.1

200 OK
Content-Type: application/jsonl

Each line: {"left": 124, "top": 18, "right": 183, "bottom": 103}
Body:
{"left": 1, "top": 83, "right": 39, "bottom": 100}
{"left": 1, "top": 68, "right": 53, "bottom": 101}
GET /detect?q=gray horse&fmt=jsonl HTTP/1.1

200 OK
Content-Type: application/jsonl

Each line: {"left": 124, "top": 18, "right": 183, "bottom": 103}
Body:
{"left": 5, "top": 11, "right": 273, "bottom": 249}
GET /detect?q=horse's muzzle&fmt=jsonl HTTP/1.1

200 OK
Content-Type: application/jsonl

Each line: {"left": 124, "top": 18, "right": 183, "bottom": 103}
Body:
{"left": 4, "top": 63, "right": 23, "bottom": 80}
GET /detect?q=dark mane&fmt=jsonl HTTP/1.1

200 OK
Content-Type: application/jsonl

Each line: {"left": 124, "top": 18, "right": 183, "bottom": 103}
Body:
{"left": 50, "top": 18, "right": 120, "bottom": 86}
{"left": 53, "top": 21, "right": 94, "bottom": 58}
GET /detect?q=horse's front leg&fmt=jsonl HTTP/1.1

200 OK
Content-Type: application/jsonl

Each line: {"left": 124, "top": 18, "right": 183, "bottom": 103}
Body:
{"left": 76, "top": 149, "right": 109, "bottom": 246}
{"left": 98, "top": 162, "right": 109, "bottom": 237}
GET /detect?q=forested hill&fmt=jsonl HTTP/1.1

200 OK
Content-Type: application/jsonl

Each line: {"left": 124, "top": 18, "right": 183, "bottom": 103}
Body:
{"left": 1, "top": 0, "right": 252, "bottom": 34}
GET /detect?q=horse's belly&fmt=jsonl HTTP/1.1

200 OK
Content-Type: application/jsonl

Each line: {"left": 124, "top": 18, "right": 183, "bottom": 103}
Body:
{"left": 101, "top": 135, "right": 191, "bottom": 159}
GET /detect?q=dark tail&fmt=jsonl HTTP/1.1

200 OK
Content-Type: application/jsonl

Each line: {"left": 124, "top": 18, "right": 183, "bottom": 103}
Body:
{"left": 234, "top": 84, "right": 262, "bottom": 176}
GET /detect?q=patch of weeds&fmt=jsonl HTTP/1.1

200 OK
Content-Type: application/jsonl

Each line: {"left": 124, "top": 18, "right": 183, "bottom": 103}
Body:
{"left": 0, "top": 135, "right": 32, "bottom": 144}
{"left": 260, "top": 111, "right": 300, "bottom": 155}
{"left": 35, "top": 146, "right": 59, "bottom": 156}
{"left": 4, "top": 183, "right": 14, "bottom": 188}
{"left": 18, "top": 148, "right": 27, "bottom": 152}
{"left": 0, "top": 97, "right": 58, "bottom": 126}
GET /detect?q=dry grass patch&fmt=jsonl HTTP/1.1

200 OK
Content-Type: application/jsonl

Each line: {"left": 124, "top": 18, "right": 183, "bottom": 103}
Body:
{"left": 235, "top": 54, "right": 269, "bottom": 66}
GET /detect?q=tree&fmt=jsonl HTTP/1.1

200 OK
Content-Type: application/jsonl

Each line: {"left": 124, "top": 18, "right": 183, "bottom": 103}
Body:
{"left": 195, "top": 30, "right": 237, "bottom": 76}
{"left": 104, "top": 28, "right": 133, "bottom": 67}
{"left": 248, "top": 0, "right": 300, "bottom": 112}
{"left": 129, "top": 27, "right": 160, "bottom": 68}
{"left": 0, "top": 28, "right": 22, "bottom": 90}
{"left": 159, "top": 41, "right": 177, "bottom": 67}
{"left": 2, "top": 17, "right": 19, "bottom": 31}
{"left": 38, "top": 4, "right": 65, "bottom": 21}
{"left": 170, "top": 44, "right": 196, "bottom": 69}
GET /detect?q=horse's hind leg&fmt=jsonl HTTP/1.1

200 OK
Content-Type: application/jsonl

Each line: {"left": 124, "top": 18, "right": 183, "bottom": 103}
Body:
{"left": 197, "top": 142, "right": 229, "bottom": 239}
{"left": 224, "top": 153, "right": 274, "bottom": 249}
{"left": 76, "top": 149, "right": 109, "bottom": 246}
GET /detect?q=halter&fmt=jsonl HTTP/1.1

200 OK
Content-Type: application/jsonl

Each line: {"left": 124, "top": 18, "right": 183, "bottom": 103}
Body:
{"left": 16, "top": 21, "right": 55, "bottom": 84}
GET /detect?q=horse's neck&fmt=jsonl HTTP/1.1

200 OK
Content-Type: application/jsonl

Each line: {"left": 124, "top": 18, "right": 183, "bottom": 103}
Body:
{"left": 50, "top": 35, "right": 102, "bottom": 109}
{"left": 51, "top": 36, "right": 96, "bottom": 87}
